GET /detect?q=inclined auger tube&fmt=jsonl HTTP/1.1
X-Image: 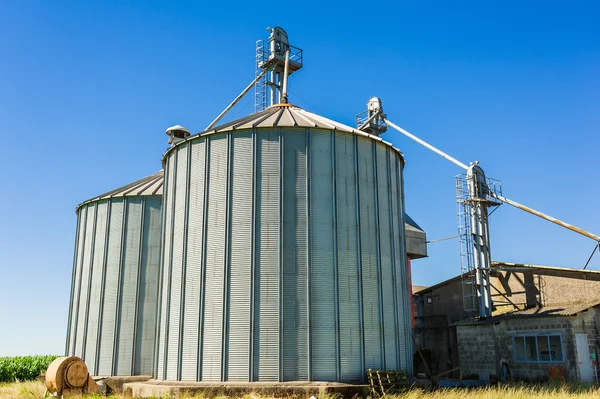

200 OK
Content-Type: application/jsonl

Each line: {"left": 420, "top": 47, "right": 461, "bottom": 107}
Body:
{"left": 205, "top": 69, "right": 268, "bottom": 131}
{"left": 385, "top": 118, "right": 600, "bottom": 245}
{"left": 490, "top": 193, "right": 600, "bottom": 243}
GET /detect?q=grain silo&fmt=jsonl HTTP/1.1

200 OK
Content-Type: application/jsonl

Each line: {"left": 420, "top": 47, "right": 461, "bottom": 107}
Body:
{"left": 63, "top": 27, "right": 428, "bottom": 389}
{"left": 65, "top": 171, "right": 163, "bottom": 376}
{"left": 154, "top": 104, "right": 413, "bottom": 383}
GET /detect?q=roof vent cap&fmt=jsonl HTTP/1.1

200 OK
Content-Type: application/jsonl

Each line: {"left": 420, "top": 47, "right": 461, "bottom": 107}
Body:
{"left": 166, "top": 125, "right": 191, "bottom": 145}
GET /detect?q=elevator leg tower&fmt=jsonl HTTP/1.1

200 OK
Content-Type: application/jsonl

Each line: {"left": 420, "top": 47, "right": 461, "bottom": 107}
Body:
{"left": 255, "top": 27, "right": 303, "bottom": 112}
{"left": 457, "top": 163, "right": 502, "bottom": 318}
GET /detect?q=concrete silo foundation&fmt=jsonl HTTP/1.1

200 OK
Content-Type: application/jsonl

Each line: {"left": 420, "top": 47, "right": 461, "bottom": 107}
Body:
{"left": 123, "top": 379, "right": 371, "bottom": 398}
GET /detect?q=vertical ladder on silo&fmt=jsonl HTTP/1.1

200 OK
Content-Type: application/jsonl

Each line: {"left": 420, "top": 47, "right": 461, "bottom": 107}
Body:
{"left": 457, "top": 174, "right": 477, "bottom": 312}
{"left": 255, "top": 40, "right": 268, "bottom": 113}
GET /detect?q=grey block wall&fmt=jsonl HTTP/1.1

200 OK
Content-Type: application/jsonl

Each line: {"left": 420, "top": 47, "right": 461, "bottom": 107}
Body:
{"left": 65, "top": 196, "right": 162, "bottom": 376}
{"left": 456, "top": 308, "right": 600, "bottom": 381}
{"left": 155, "top": 127, "right": 413, "bottom": 382}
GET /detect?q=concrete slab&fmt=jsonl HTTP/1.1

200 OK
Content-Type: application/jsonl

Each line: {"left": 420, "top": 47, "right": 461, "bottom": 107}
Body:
{"left": 124, "top": 380, "right": 370, "bottom": 398}
{"left": 95, "top": 375, "right": 152, "bottom": 393}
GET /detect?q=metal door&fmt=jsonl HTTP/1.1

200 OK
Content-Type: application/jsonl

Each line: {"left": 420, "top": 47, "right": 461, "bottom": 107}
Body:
{"left": 575, "top": 333, "right": 593, "bottom": 382}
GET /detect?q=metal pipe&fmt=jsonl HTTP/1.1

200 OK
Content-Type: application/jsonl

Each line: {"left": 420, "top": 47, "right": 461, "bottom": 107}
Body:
{"left": 281, "top": 50, "right": 290, "bottom": 104}
{"left": 205, "top": 69, "right": 268, "bottom": 130}
{"left": 426, "top": 234, "right": 460, "bottom": 243}
{"left": 490, "top": 193, "right": 600, "bottom": 242}
{"left": 385, "top": 119, "right": 469, "bottom": 170}
{"left": 583, "top": 244, "right": 599, "bottom": 270}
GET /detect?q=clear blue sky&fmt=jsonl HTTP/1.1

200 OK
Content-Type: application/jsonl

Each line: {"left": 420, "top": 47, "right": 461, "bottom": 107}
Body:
{"left": 1, "top": 1, "right": 598, "bottom": 357}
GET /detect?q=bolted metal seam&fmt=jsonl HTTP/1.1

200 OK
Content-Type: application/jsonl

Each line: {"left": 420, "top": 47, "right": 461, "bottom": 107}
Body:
{"left": 305, "top": 127, "right": 312, "bottom": 381}
{"left": 249, "top": 128, "right": 257, "bottom": 382}
{"left": 163, "top": 149, "right": 179, "bottom": 380}
{"left": 81, "top": 203, "right": 99, "bottom": 367}
{"left": 331, "top": 130, "right": 341, "bottom": 381}
{"left": 353, "top": 135, "right": 366, "bottom": 380}
{"left": 112, "top": 198, "right": 128, "bottom": 375}
{"left": 222, "top": 133, "right": 233, "bottom": 381}
{"left": 178, "top": 144, "right": 191, "bottom": 380}
{"left": 278, "top": 127, "right": 284, "bottom": 382}
{"left": 386, "top": 148, "right": 401, "bottom": 369}
{"left": 372, "top": 141, "right": 386, "bottom": 368}
{"left": 96, "top": 200, "right": 112, "bottom": 375}
{"left": 71, "top": 206, "right": 88, "bottom": 357}
{"left": 198, "top": 138, "right": 210, "bottom": 381}
{"left": 65, "top": 208, "right": 83, "bottom": 356}
{"left": 131, "top": 197, "right": 146, "bottom": 375}
{"left": 154, "top": 158, "right": 170, "bottom": 379}
{"left": 92, "top": 200, "right": 112, "bottom": 375}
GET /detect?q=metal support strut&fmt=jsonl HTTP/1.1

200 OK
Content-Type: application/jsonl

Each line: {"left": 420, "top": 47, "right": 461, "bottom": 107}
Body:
{"left": 205, "top": 70, "right": 267, "bottom": 131}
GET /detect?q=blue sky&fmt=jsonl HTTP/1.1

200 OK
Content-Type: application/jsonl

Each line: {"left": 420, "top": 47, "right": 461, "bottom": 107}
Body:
{"left": 1, "top": 1, "right": 598, "bottom": 356}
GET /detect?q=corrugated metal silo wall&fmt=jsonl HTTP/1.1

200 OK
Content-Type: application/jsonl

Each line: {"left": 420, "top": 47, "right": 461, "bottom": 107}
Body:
{"left": 155, "top": 128, "right": 412, "bottom": 383}
{"left": 65, "top": 196, "right": 162, "bottom": 376}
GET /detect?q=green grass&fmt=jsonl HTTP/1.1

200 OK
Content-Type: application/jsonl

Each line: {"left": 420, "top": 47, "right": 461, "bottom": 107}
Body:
{"left": 0, "top": 355, "right": 59, "bottom": 383}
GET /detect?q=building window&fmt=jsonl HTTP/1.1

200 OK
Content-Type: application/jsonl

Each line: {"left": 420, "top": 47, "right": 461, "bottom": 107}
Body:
{"left": 513, "top": 335, "right": 563, "bottom": 362}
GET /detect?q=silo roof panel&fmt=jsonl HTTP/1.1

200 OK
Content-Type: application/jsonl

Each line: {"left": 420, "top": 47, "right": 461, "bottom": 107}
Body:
{"left": 277, "top": 108, "right": 297, "bottom": 127}
{"left": 209, "top": 109, "right": 273, "bottom": 133}
{"left": 291, "top": 111, "right": 318, "bottom": 128}
{"left": 253, "top": 110, "right": 282, "bottom": 128}
{"left": 76, "top": 170, "right": 163, "bottom": 211}
{"left": 299, "top": 111, "right": 336, "bottom": 130}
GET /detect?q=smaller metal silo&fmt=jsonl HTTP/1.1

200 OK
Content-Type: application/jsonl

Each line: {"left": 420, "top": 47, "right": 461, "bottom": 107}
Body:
{"left": 65, "top": 171, "right": 163, "bottom": 377}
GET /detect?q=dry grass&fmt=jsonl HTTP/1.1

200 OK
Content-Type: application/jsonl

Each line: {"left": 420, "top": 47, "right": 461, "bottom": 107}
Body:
{"left": 0, "top": 380, "right": 47, "bottom": 399}
{"left": 1, "top": 381, "right": 599, "bottom": 399}
{"left": 394, "top": 383, "right": 600, "bottom": 399}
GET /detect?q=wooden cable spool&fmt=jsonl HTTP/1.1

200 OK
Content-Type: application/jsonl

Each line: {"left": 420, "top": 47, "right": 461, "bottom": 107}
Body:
{"left": 44, "top": 357, "right": 99, "bottom": 398}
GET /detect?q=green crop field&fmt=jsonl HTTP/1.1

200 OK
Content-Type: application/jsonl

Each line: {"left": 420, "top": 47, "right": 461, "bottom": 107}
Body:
{"left": 0, "top": 355, "right": 59, "bottom": 383}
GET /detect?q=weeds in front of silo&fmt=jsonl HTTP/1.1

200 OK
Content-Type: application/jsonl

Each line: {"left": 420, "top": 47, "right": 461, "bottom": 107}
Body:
{"left": 1, "top": 380, "right": 600, "bottom": 398}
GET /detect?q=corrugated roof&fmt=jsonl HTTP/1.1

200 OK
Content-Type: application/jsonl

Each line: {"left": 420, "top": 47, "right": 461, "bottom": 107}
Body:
{"left": 76, "top": 170, "right": 163, "bottom": 211}
{"left": 493, "top": 262, "right": 600, "bottom": 277}
{"left": 415, "top": 261, "right": 600, "bottom": 296}
{"left": 412, "top": 285, "right": 429, "bottom": 294}
{"left": 454, "top": 301, "right": 600, "bottom": 326}
{"left": 164, "top": 104, "right": 404, "bottom": 161}
{"left": 405, "top": 213, "right": 425, "bottom": 234}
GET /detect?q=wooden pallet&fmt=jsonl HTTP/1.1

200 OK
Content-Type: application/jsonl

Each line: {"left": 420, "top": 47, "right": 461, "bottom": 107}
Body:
{"left": 367, "top": 369, "right": 407, "bottom": 396}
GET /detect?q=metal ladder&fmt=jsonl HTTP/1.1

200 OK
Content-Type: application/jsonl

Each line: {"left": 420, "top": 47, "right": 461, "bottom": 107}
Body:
{"left": 254, "top": 40, "right": 268, "bottom": 113}
{"left": 457, "top": 174, "right": 477, "bottom": 312}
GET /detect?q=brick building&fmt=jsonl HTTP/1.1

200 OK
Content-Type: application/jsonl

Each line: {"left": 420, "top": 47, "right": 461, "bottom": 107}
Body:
{"left": 413, "top": 262, "right": 600, "bottom": 381}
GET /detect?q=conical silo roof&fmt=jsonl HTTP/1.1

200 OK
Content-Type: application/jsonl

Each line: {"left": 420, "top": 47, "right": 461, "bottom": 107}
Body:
{"left": 187, "top": 104, "right": 404, "bottom": 160}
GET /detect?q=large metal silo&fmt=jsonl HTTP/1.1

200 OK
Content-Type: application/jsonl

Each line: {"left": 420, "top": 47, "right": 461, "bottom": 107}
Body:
{"left": 65, "top": 171, "right": 163, "bottom": 376}
{"left": 155, "top": 104, "right": 413, "bottom": 383}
